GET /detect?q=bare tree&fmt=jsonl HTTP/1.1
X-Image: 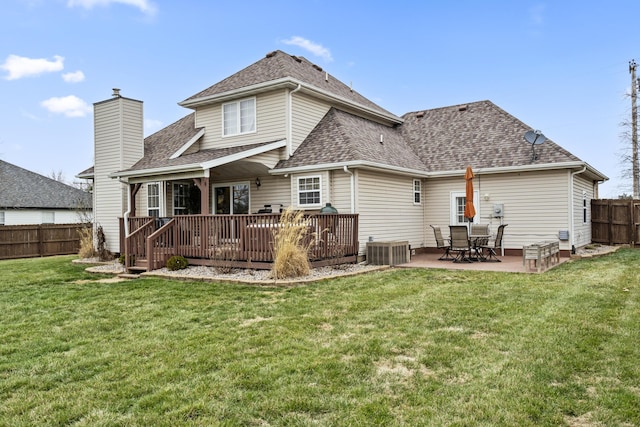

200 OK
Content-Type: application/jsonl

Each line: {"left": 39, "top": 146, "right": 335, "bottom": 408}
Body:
{"left": 49, "top": 169, "right": 66, "bottom": 183}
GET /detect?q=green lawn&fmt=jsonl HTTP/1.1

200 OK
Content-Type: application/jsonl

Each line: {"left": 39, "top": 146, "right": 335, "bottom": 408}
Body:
{"left": 1, "top": 252, "right": 638, "bottom": 426}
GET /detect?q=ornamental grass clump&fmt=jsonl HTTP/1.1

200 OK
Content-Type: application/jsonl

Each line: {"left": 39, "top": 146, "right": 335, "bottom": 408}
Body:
{"left": 270, "top": 207, "right": 313, "bottom": 279}
{"left": 77, "top": 226, "right": 96, "bottom": 259}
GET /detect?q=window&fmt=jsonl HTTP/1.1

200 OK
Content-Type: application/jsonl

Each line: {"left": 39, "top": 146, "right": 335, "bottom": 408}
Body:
{"left": 223, "top": 98, "right": 256, "bottom": 136}
{"left": 42, "top": 212, "right": 55, "bottom": 224}
{"left": 0, "top": 211, "right": 4, "bottom": 225}
{"left": 147, "top": 183, "right": 161, "bottom": 217}
{"left": 583, "top": 191, "right": 587, "bottom": 224}
{"left": 298, "top": 176, "right": 321, "bottom": 206}
{"left": 173, "top": 183, "right": 190, "bottom": 215}
{"left": 413, "top": 179, "right": 422, "bottom": 204}
{"left": 214, "top": 183, "right": 249, "bottom": 214}
{"left": 450, "top": 191, "right": 479, "bottom": 225}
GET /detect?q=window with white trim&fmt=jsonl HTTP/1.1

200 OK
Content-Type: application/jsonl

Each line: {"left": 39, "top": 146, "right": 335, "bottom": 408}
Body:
{"left": 413, "top": 179, "right": 422, "bottom": 204}
{"left": 42, "top": 212, "right": 55, "bottom": 224}
{"left": 450, "top": 191, "right": 479, "bottom": 225}
{"left": 583, "top": 191, "right": 587, "bottom": 224}
{"left": 147, "top": 183, "right": 161, "bottom": 217}
{"left": 298, "top": 176, "right": 321, "bottom": 207}
{"left": 223, "top": 98, "right": 256, "bottom": 136}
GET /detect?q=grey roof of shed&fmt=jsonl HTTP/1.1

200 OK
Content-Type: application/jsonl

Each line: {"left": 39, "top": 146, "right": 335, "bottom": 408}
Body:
{"left": 0, "top": 160, "right": 92, "bottom": 209}
{"left": 400, "top": 100, "right": 582, "bottom": 172}
{"left": 181, "top": 50, "right": 397, "bottom": 120}
{"left": 275, "top": 108, "right": 426, "bottom": 172}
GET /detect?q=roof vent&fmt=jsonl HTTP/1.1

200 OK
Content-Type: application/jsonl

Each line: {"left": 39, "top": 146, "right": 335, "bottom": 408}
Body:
{"left": 312, "top": 64, "right": 323, "bottom": 72}
{"left": 416, "top": 111, "right": 425, "bottom": 118}
{"left": 266, "top": 51, "right": 277, "bottom": 58}
{"left": 112, "top": 88, "right": 121, "bottom": 97}
{"left": 380, "top": 134, "right": 384, "bottom": 144}
{"left": 458, "top": 104, "right": 468, "bottom": 111}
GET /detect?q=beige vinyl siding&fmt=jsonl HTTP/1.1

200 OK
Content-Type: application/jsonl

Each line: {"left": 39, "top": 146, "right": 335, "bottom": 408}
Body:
{"left": 328, "top": 169, "right": 353, "bottom": 214}
{"left": 357, "top": 170, "right": 424, "bottom": 254}
{"left": 425, "top": 169, "right": 572, "bottom": 251}
{"left": 291, "top": 92, "right": 331, "bottom": 153}
{"left": 573, "top": 174, "right": 594, "bottom": 248}
{"left": 196, "top": 90, "right": 287, "bottom": 150}
{"left": 93, "top": 97, "right": 144, "bottom": 253}
{"left": 246, "top": 175, "right": 291, "bottom": 213}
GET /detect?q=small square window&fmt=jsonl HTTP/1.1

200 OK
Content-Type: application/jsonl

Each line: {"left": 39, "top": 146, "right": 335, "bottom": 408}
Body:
{"left": 298, "top": 176, "right": 321, "bottom": 206}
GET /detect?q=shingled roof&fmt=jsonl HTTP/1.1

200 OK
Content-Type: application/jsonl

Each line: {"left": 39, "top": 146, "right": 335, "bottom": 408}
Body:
{"left": 275, "top": 108, "right": 426, "bottom": 172}
{"left": 180, "top": 50, "right": 398, "bottom": 121}
{"left": 0, "top": 160, "right": 92, "bottom": 209}
{"left": 400, "top": 100, "right": 582, "bottom": 172}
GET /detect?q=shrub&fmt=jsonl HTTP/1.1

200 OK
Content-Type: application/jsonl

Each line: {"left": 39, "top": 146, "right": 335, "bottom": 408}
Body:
{"left": 270, "top": 207, "right": 313, "bottom": 279}
{"left": 95, "top": 225, "right": 112, "bottom": 261}
{"left": 166, "top": 255, "right": 188, "bottom": 271}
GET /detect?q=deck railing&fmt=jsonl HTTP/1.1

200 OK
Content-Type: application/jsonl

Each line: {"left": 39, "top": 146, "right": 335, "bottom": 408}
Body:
{"left": 124, "top": 213, "right": 359, "bottom": 271}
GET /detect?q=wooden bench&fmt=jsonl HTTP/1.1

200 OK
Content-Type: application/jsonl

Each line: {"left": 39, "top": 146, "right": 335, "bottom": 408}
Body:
{"left": 523, "top": 240, "right": 560, "bottom": 272}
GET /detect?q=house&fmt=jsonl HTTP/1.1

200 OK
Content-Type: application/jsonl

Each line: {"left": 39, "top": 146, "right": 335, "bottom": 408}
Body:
{"left": 83, "top": 50, "right": 607, "bottom": 269}
{"left": 1, "top": 159, "right": 92, "bottom": 226}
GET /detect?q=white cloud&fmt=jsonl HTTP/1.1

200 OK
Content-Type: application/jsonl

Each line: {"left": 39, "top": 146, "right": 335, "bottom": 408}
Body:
{"left": 282, "top": 36, "right": 333, "bottom": 62}
{"left": 529, "top": 3, "right": 546, "bottom": 26}
{"left": 1, "top": 54, "right": 64, "bottom": 80}
{"left": 144, "top": 118, "right": 163, "bottom": 134}
{"left": 62, "top": 70, "right": 85, "bottom": 83}
{"left": 41, "top": 95, "right": 92, "bottom": 118}
{"left": 67, "top": 0, "right": 157, "bottom": 16}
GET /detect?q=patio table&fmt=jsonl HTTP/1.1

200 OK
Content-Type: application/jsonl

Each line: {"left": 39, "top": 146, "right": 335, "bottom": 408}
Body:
{"left": 469, "top": 234, "right": 491, "bottom": 261}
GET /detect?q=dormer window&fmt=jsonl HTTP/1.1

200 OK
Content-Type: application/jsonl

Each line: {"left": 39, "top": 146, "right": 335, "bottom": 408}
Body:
{"left": 223, "top": 97, "right": 256, "bottom": 136}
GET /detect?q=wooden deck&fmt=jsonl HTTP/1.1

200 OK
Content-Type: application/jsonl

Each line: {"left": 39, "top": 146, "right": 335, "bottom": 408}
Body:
{"left": 121, "top": 214, "right": 359, "bottom": 272}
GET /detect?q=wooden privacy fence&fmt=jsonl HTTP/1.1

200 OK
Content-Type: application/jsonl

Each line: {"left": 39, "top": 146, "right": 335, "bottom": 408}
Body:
{"left": 0, "top": 223, "right": 90, "bottom": 260}
{"left": 591, "top": 199, "right": 640, "bottom": 246}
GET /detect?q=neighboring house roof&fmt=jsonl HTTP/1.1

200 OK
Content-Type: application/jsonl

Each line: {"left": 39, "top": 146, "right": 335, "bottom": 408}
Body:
{"left": 274, "top": 108, "right": 427, "bottom": 174}
{"left": 180, "top": 50, "right": 400, "bottom": 124}
{"left": 0, "top": 160, "right": 92, "bottom": 209}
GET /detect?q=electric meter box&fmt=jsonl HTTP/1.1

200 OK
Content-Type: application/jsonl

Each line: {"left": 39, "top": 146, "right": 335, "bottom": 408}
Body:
{"left": 492, "top": 203, "right": 504, "bottom": 218}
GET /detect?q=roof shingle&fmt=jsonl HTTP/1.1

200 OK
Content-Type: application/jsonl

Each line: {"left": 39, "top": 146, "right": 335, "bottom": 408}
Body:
{"left": 0, "top": 160, "right": 92, "bottom": 209}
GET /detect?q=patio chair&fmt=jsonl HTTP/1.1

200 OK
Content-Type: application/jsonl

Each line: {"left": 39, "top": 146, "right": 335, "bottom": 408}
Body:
{"left": 470, "top": 223, "right": 490, "bottom": 260}
{"left": 449, "top": 225, "right": 473, "bottom": 263}
{"left": 430, "top": 225, "right": 454, "bottom": 260}
{"left": 480, "top": 224, "right": 508, "bottom": 262}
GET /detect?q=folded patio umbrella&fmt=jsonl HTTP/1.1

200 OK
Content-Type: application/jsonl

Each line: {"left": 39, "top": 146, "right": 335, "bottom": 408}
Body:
{"left": 464, "top": 166, "right": 476, "bottom": 222}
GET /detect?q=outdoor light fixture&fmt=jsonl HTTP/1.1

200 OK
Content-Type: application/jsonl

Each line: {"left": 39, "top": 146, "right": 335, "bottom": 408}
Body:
{"left": 255, "top": 177, "right": 261, "bottom": 188}
{"left": 483, "top": 193, "right": 490, "bottom": 201}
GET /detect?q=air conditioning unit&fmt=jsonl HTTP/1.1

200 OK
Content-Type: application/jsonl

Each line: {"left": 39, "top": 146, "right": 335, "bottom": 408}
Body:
{"left": 366, "top": 241, "right": 410, "bottom": 266}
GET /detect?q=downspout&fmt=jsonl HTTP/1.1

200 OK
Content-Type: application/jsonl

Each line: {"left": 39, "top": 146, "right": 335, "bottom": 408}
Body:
{"left": 287, "top": 84, "right": 302, "bottom": 158}
{"left": 570, "top": 165, "right": 587, "bottom": 250}
{"left": 343, "top": 165, "right": 355, "bottom": 213}
{"left": 118, "top": 178, "right": 131, "bottom": 236}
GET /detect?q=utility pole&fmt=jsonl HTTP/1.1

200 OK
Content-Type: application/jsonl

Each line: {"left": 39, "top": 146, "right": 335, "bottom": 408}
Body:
{"left": 630, "top": 60, "right": 639, "bottom": 198}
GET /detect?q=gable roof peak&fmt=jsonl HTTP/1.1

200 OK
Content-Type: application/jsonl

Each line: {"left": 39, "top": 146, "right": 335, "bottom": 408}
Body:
{"left": 179, "top": 50, "right": 401, "bottom": 124}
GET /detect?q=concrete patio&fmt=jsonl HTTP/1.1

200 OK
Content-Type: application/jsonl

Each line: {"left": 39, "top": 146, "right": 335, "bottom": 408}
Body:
{"left": 397, "top": 251, "right": 571, "bottom": 273}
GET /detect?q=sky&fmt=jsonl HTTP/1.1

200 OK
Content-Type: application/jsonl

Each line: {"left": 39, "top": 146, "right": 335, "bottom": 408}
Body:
{"left": 1, "top": 0, "right": 638, "bottom": 197}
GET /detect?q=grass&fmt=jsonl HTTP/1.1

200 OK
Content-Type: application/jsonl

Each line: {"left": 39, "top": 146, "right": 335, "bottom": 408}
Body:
{"left": 0, "top": 252, "right": 639, "bottom": 426}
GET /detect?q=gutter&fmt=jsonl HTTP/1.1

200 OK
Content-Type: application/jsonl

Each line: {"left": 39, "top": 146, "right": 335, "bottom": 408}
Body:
{"left": 178, "top": 77, "right": 403, "bottom": 126}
